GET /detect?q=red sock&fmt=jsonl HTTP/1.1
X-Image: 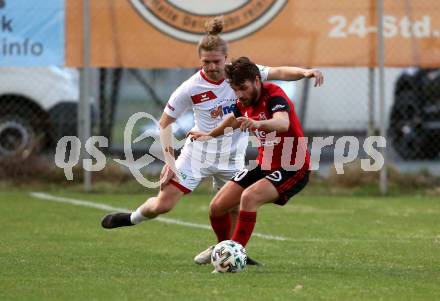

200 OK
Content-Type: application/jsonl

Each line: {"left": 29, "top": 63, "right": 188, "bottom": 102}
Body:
{"left": 210, "top": 213, "right": 231, "bottom": 242}
{"left": 231, "top": 211, "right": 257, "bottom": 247}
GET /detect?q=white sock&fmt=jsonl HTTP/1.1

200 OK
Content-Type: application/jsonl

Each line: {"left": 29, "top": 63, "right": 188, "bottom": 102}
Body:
{"left": 130, "top": 207, "right": 149, "bottom": 225}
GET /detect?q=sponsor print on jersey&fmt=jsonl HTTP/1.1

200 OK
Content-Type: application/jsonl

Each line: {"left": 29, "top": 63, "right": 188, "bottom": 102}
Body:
{"left": 191, "top": 91, "right": 217, "bottom": 104}
{"left": 255, "top": 129, "right": 267, "bottom": 140}
{"left": 255, "top": 129, "right": 281, "bottom": 147}
{"left": 258, "top": 112, "right": 267, "bottom": 120}
{"left": 271, "top": 104, "right": 286, "bottom": 112}
{"left": 210, "top": 103, "right": 237, "bottom": 119}
{"left": 129, "top": 0, "right": 287, "bottom": 43}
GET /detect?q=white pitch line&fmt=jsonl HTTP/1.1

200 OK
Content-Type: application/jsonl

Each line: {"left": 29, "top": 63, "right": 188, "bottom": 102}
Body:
{"left": 29, "top": 192, "right": 431, "bottom": 244}
{"left": 30, "top": 192, "right": 287, "bottom": 241}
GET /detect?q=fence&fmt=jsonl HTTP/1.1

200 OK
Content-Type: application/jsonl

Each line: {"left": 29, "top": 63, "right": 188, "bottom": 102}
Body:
{"left": 95, "top": 65, "right": 440, "bottom": 175}
{"left": 1, "top": 0, "right": 439, "bottom": 192}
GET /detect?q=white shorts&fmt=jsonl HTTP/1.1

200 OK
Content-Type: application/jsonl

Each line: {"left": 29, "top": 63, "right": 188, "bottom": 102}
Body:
{"left": 170, "top": 151, "right": 245, "bottom": 193}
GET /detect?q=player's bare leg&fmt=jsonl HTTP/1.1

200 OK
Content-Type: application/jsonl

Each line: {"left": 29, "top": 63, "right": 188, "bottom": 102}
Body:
{"left": 232, "top": 179, "right": 279, "bottom": 247}
{"left": 209, "top": 181, "right": 244, "bottom": 217}
{"left": 138, "top": 184, "right": 185, "bottom": 218}
{"left": 240, "top": 179, "right": 278, "bottom": 211}
{"left": 101, "top": 183, "right": 185, "bottom": 229}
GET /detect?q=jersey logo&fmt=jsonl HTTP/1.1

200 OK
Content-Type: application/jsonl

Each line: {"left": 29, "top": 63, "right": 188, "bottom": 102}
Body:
{"left": 266, "top": 171, "right": 282, "bottom": 182}
{"left": 191, "top": 91, "right": 217, "bottom": 104}
{"left": 255, "top": 129, "right": 281, "bottom": 146}
{"left": 258, "top": 112, "right": 267, "bottom": 120}
{"left": 272, "top": 104, "right": 286, "bottom": 111}
{"left": 255, "top": 129, "right": 267, "bottom": 139}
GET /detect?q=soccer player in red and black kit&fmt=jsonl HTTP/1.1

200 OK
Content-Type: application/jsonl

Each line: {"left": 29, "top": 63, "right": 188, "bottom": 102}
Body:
{"left": 189, "top": 56, "right": 310, "bottom": 253}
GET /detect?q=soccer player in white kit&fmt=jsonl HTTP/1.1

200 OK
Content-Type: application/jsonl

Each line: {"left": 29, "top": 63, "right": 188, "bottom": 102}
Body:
{"left": 101, "top": 17, "right": 323, "bottom": 265}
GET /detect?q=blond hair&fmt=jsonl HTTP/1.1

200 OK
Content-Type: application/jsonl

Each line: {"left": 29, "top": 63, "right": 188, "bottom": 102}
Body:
{"left": 198, "top": 17, "right": 228, "bottom": 55}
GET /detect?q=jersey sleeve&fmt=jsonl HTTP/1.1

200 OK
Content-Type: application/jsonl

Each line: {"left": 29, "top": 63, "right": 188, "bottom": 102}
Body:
{"left": 257, "top": 64, "right": 271, "bottom": 82}
{"left": 164, "top": 82, "right": 192, "bottom": 119}
{"left": 267, "top": 96, "right": 290, "bottom": 116}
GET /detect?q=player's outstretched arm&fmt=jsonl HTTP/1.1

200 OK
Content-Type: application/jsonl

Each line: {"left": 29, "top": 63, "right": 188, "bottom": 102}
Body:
{"left": 237, "top": 111, "right": 289, "bottom": 133}
{"left": 188, "top": 114, "right": 239, "bottom": 141}
{"left": 268, "top": 67, "right": 324, "bottom": 87}
{"left": 209, "top": 114, "right": 239, "bottom": 137}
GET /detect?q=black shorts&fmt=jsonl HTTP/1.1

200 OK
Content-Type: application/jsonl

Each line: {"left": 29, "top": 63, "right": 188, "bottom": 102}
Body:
{"left": 231, "top": 165, "right": 310, "bottom": 205}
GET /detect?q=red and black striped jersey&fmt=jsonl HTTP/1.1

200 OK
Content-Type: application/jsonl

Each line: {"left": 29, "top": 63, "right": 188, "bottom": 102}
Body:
{"left": 234, "top": 82, "right": 310, "bottom": 171}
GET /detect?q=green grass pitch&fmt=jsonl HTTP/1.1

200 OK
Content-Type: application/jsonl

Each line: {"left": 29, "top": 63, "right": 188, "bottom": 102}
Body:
{"left": 1, "top": 189, "right": 439, "bottom": 300}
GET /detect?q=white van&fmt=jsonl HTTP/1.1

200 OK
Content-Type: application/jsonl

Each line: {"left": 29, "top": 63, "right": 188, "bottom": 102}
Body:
{"left": 0, "top": 67, "right": 79, "bottom": 160}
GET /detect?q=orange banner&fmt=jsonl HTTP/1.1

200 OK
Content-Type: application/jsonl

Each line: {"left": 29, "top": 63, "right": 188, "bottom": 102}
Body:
{"left": 67, "top": 0, "right": 440, "bottom": 68}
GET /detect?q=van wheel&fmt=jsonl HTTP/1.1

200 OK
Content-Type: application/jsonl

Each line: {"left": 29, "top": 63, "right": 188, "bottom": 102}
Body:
{"left": 0, "top": 115, "right": 44, "bottom": 161}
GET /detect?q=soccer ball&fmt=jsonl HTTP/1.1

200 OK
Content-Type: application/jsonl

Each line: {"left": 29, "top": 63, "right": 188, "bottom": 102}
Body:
{"left": 211, "top": 240, "right": 247, "bottom": 273}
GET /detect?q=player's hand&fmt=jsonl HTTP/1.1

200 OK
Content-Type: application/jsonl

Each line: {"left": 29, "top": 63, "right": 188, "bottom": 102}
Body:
{"left": 160, "top": 164, "right": 176, "bottom": 190}
{"left": 236, "top": 117, "right": 259, "bottom": 131}
{"left": 304, "top": 69, "right": 324, "bottom": 87}
{"left": 187, "top": 130, "right": 211, "bottom": 141}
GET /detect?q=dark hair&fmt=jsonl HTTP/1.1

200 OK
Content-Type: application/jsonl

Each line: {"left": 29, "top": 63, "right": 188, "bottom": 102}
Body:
{"left": 224, "top": 57, "right": 261, "bottom": 86}
{"left": 198, "top": 17, "right": 228, "bottom": 55}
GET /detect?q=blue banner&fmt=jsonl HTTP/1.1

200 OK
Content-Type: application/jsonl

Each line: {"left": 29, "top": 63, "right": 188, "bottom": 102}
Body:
{"left": 0, "top": 0, "right": 64, "bottom": 66}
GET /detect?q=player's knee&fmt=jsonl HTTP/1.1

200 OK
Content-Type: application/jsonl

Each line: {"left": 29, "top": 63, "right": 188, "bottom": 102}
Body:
{"left": 209, "top": 198, "right": 227, "bottom": 217}
{"left": 240, "top": 190, "right": 258, "bottom": 209}
{"left": 209, "top": 200, "right": 221, "bottom": 216}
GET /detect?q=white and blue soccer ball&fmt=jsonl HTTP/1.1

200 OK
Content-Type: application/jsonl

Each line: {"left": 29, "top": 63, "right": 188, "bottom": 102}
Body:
{"left": 211, "top": 240, "right": 247, "bottom": 273}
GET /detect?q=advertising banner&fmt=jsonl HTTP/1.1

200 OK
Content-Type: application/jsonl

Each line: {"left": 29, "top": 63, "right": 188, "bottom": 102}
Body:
{"left": 67, "top": 0, "right": 440, "bottom": 68}
{"left": 0, "top": 0, "right": 65, "bottom": 66}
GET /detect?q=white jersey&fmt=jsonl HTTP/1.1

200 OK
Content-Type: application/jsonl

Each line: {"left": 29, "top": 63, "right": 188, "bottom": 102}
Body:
{"left": 164, "top": 65, "right": 270, "bottom": 164}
